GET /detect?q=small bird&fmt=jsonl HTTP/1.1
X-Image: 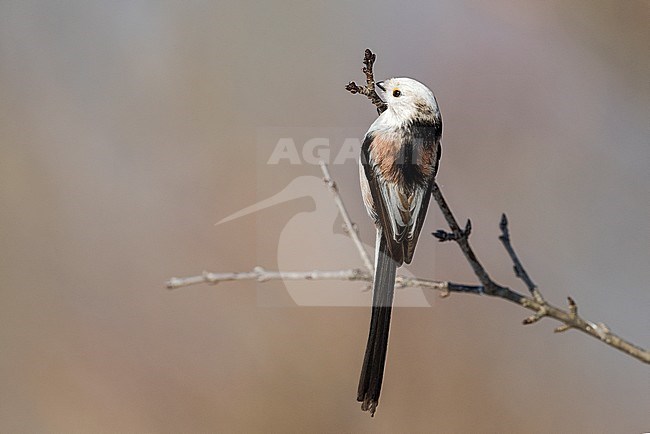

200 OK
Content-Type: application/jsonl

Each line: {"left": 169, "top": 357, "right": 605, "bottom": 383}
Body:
{"left": 357, "top": 77, "right": 442, "bottom": 416}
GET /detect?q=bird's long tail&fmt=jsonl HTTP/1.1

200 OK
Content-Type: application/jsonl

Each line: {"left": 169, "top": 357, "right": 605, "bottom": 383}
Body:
{"left": 357, "top": 230, "right": 398, "bottom": 416}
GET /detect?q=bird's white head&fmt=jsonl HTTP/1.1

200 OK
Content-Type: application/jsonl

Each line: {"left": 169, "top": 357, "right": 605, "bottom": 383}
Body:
{"left": 376, "top": 77, "right": 440, "bottom": 125}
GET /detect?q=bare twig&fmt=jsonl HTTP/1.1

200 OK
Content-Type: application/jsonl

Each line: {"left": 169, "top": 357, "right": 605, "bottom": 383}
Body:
{"left": 166, "top": 266, "right": 481, "bottom": 295}
{"left": 498, "top": 213, "right": 544, "bottom": 303}
{"left": 319, "top": 161, "right": 374, "bottom": 273}
{"left": 345, "top": 49, "right": 387, "bottom": 115}
{"left": 346, "top": 48, "right": 649, "bottom": 364}
{"left": 166, "top": 267, "right": 370, "bottom": 289}
{"left": 431, "top": 184, "right": 509, "bottom": 298}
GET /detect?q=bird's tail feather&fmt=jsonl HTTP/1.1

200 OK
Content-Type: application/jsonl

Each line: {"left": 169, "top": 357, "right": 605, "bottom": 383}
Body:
{"left": 357, "top": 231, "right": 398, "bottom": 416}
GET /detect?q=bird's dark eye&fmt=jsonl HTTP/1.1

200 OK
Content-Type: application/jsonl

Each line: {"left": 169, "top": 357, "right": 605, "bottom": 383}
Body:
{"left": 393, "top": 89, "right": 401, "bottom": 97}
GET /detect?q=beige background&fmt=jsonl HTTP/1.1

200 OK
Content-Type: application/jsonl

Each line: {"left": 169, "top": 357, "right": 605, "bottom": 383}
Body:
{"left": 1, "top": 1, "right": 648, "bottom": 432}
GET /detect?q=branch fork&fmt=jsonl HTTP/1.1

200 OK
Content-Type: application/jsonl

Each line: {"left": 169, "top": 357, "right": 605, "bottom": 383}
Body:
{"left": 345, "top": 49, "right": 387, "bottom": 114}
{"left": 433, "top": 219, "right": 472, "bottom": 242}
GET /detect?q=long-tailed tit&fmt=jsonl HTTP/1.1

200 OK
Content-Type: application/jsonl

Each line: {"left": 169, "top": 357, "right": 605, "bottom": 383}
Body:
{"left": 357, "top": 77, "right": 442, "bottom": 416}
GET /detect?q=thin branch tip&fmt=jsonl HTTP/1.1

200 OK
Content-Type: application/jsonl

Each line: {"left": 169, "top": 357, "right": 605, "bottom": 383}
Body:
{"left": 432, "top": 219, "right": 471, "bottom": 243}
{"left": 462, "top": 221, "right": 471, "bottom": 238}
{"left": 345, "top": 48, "right": 387, "bottom": 114}
{"left": 567, "top": 296, "right": 577, "bottom": 312}
{"left": 500, "top": 213, "right": 508, "bottom": 230}
{"left": 319, "top": 162, "right": 374, "bottom": 272}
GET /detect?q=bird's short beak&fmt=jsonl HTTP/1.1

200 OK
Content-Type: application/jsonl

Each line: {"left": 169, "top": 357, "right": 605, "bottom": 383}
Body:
{"left": 376, "top": 81, "right": 385, "bottom": 91}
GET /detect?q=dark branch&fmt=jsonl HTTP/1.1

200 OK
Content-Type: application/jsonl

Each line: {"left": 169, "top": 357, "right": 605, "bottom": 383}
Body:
{"left": 498, "top": 213, "right": 539, "bottom": 297}
{"left": 431, "top": 184, "right": 523, "bottom": 302}
{"left": 433, "top": 219, "right": 471, "bottom": 242}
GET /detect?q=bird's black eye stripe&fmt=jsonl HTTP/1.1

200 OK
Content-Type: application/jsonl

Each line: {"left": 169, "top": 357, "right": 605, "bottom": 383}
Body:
{"left": 393, "top": 89, "right": 401, "bottom": 97}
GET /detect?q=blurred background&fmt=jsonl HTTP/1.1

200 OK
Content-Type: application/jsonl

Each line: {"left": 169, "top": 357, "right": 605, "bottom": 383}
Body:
{"left": 1, "top": 1, "right": 648, "bottom": 432}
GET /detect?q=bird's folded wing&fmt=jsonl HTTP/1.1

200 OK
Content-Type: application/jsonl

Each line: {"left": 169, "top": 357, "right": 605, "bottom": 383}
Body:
{"left": 362, "top": 134, "right": 441, "bottom": 264}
